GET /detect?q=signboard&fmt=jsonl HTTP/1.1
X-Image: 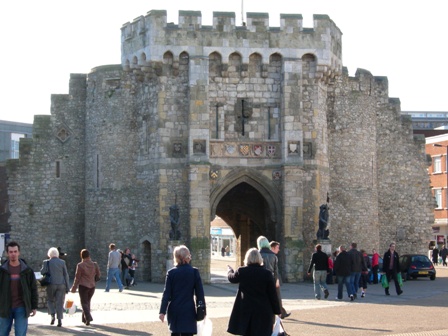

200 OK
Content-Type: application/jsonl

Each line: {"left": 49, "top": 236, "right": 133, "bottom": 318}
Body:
{"left": 437, "top": 235, "right": 445, "bottom": 243}
{"left": 211, "top": 228, "right": 222, "bottom": 235}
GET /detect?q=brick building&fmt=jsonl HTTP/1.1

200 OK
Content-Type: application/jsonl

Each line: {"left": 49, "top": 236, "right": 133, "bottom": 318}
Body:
{"left": 426, "top": 134, "right": 448, "bottom": 247}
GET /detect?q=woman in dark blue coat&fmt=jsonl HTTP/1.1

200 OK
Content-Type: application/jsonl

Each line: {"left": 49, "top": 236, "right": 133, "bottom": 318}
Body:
{"left": 227, "top": 248, "right": 281, "bottom": 336}
{"left": 159, "top": 245, "right": 206, "bottom": 336}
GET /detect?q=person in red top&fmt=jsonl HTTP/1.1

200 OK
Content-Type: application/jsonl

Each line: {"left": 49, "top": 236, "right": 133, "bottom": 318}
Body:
{"left": 327, "top": 253, "right": 334, "bottom": 284}
{"left": 371, "top": 249, "right": 380, "bottom": 284}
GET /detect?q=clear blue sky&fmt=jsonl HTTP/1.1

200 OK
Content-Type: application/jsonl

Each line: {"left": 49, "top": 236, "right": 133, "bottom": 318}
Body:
{"left": 1, "top": 0, "right": 446, "bottom": 123}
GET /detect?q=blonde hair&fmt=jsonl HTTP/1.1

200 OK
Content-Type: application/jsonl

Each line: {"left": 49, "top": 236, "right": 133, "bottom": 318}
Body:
{"left": 257, "top": 236, "right": 270, "bottom": 249}
{"left": 173, "top": 245, "right": 191, "bottom": 266}
{"left": 244, "top": 248, "right": 263, "bottom": 266}
{"left": 48, "top": 247, "right": 59, "bottom": 258}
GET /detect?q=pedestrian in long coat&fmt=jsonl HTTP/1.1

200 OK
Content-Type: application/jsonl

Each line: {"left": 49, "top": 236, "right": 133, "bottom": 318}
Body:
{"left": 159, "top": 245, "right": 206, "bottom": 335}
{"left": 227, "top": 248, "right": 281, "bottom": 336}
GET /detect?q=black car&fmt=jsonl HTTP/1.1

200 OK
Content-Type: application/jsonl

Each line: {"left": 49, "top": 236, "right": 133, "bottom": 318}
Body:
{"left": 399, "top": 254, "right": 436, "bottom": 281}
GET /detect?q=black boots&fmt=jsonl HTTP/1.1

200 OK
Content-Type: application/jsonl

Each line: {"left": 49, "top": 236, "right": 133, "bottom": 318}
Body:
{"left": 57, "top": 319, "right": 62, "bottom": 327}
{"left": 50, "top": 314, "right": 55, "bottom": 325}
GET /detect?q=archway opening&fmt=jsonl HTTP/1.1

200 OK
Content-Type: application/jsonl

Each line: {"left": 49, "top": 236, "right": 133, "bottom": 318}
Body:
{"left": 214, "top": 182, "right": 275, "bottom": 267}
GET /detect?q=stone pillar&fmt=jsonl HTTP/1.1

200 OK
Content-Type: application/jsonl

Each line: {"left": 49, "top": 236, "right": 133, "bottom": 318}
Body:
{"left": 188, "top": 54, "right": 211, "bottom": 282}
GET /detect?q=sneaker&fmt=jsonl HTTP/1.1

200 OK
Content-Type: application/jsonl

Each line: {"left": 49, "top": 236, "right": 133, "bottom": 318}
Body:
{"left": 361, "top": 292, "right": 365, "bottom": 298}
{"left": 350, "top": 295, "right": 354, "bottom": 301}
{"left": 119, "top": 288, "right": 123, "bottom": 292}
{"left": 397, "top": 290, "right": 403, "bottom": 295}
{"left": 324, "top": 289, "right": 329, "bottom": 299}
{"left": 335, "top": 297, "right": 342, "bottom": 300}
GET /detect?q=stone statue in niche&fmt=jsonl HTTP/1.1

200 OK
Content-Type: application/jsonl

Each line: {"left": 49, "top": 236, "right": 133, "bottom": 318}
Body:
{"left": 193, "top": 140, "right": 206, "bottom": 154}
{"left": 316, "top": 204, "right": 330, "bottom": 240}
{"left": 169, "top": 204, "right": 181, "bottom": 240}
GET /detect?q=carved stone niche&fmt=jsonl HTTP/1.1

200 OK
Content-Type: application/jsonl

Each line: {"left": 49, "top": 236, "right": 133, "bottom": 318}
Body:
{"left": 193, "top": 140, "right": 206, "bottom": 154}
{"left": 288, "top": 141, "right": 300, "bottom": 155}
{"left": 303, "top": 142, "right": 313, "bottom": 159}
{"left": 172, "top": 142, "right": 184, "bottom": 157}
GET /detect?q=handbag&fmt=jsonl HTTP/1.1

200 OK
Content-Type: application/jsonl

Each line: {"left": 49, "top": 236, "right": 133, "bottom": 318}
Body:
{"left": 39, "top": 260, "right": 51, "bottom": 286}
{"left": 94, "top": 262, "right": 101, "bottom": 282}
{"left": 196, "top": 302, "right": 206, "bottom": 321}
{"left": 39, "top": 273, "right": 51, "bottom": 286}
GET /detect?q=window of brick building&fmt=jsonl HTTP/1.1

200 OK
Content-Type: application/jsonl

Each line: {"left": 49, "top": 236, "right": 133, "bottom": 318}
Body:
{"left": 434, "top": 156, "right": 442, "bottom": 173}
{"left": 434, "top": 189, "right": 442, "bottom": 209}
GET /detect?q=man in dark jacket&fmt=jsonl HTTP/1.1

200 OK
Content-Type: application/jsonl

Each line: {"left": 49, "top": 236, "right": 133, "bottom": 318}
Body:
{"left": 382, "top": 242, "right": 403, "bottom": 296}
{"left": 334, "top": 245, "right": 351, "bottom": 300}
{"left": 270, "top": 241, "right": 290, "bottom": 319}
{"left": 0, "top": 241, "right": 38, "bottom": 335}
{"left": 348, "top": 242, "right": 364, "bottom": 300}
{"left": 440, "top": 245, "right": 448, "bottom": 266}
{"left": 307, "top": 244, "right": 330, "bottom": 300}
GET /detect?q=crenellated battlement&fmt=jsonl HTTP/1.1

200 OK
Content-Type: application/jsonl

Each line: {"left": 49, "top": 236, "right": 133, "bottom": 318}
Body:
{"left": 120, "top": 10, "right": 343, "bottom": 75}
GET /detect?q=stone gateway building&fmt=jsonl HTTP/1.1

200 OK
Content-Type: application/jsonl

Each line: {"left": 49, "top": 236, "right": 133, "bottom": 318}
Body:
{"left": 6, "top": 10, "right": 434, "bottom": 283}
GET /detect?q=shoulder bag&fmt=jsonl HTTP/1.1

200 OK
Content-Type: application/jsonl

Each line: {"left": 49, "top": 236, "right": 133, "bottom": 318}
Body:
{"left": 194, "top": 268, "right": 206, "bottom": 321}
{"left": 39, "top": 260, "right": 52, "bottom": 286}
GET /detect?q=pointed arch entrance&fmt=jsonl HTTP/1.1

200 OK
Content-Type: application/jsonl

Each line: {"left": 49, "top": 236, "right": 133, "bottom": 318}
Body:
{"left": 210, "top": 170, "right": 282, "bottom": 267}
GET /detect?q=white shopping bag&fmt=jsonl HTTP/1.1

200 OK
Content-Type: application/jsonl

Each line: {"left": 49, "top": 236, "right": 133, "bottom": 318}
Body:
{"left": 197, "top": 316, "right": 213, "bottom": 336}
{"left": 272, "top": 315, "right": 285, "bottom": 336}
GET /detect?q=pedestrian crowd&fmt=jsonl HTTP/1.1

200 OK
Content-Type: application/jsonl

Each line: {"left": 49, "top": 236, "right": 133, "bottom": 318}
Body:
{"left": 0, "top": 238, "right": 432, "bottom": 335}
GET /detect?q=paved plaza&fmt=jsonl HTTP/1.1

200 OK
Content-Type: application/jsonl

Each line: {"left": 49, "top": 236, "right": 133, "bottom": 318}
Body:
{"left": 23, "top": 259, "right": 448, "bottom": 336}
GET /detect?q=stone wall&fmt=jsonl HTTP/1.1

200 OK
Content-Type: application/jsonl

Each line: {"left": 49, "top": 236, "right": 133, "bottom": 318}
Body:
{"left": 5, "top": 10, "right": 434, "bottom": 282}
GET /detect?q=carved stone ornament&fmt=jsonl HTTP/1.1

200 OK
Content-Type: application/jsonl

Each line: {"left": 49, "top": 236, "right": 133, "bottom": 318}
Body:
{"left": 56, "top": 127, "right": 71, "bottom": 143}
{"left": 239, "top": 144, "right": 250, "bottom": 156}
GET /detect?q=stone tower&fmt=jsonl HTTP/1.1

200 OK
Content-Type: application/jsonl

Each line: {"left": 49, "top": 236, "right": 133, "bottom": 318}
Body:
{"left": 6, "top": 10, "right": 433, "bottom": 283}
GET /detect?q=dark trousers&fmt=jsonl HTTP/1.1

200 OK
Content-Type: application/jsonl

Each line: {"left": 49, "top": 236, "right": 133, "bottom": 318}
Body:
{"left": 372, "top": 265, "right": 379, "bottom": 284}
{"left": 442, "top": 256, "right": 447, "bottom": 266}
{"left": 276, "top": 286, "right": 287, "bottom": 316}
{"left": 385, "top": 270, "right": 401, "bottom": 294}
{"left": 79, "top": 285, "right": 95, "bottom": 323}
{"left": 171, "top": 334, "right": 193, "bottom": 336}
{"left": 359, "top": 273, "right": 368, "bottom": 290}
{"left": 336, "top": 275, "right": 350, "bottom": 299}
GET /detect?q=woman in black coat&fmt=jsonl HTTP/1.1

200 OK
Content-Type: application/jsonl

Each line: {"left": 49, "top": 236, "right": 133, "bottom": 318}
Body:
{"left": 227, "top": 248, "right": 281, "bottom": 336}
{"left": 159, "top": 245, "right": 206, "bottom": 336}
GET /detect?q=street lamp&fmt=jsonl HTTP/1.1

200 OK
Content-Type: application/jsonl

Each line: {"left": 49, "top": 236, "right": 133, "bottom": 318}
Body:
{"left": 433, "top": 144, "right": 448, "bottom": 213}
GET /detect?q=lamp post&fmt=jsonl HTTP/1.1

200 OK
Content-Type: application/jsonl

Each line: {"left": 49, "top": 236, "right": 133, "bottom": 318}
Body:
{"left": 433, "top": 144, "right": 448, "bottom": 215}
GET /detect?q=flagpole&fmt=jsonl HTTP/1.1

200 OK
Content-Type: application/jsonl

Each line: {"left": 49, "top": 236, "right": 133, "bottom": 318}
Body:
{"left": 241, "top": 0, "right": 245, "bottom": 26}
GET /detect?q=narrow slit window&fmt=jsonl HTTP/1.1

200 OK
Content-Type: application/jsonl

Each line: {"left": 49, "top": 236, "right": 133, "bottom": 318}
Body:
{"left": 56, "top": 161, "right": 61, "bottom": 178}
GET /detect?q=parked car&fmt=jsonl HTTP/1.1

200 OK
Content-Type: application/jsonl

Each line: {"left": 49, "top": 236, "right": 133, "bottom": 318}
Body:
{"left": 399, "top": 254, "right": 436, "bottom": 281}
{"left": 367, "top": 254, "right": 383, "bottom": 283}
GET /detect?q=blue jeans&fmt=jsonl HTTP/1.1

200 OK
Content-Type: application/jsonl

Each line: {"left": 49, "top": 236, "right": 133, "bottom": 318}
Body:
{"left": 105, "top": 268, "right": 123, "bottom": 291}
{"left": 313, "top": 270, "right": 328, "bottom": 299}
{"left": 122, "top": 268, "right": 130, "bottom": 286}
{"left": 336, "top": 275, "right": 351, "bottom": 299}
{"left": 349, "top": 272, "right": 361, "bottom": 296}
{"left": 0, "top": 306, "right": 28, "bottom": 336}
